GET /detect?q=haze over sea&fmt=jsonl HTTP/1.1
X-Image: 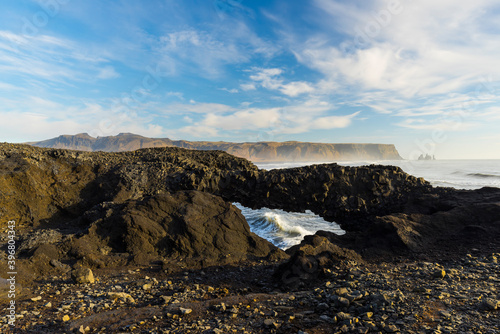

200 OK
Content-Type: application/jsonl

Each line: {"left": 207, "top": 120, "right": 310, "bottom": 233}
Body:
{"left": 240, "top": 159, "right": 500, "bottom": 249}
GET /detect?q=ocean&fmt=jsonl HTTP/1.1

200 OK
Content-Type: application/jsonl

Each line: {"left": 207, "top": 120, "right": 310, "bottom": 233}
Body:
{"left": 238, "top": 159, "right": 500, "bottom": 249}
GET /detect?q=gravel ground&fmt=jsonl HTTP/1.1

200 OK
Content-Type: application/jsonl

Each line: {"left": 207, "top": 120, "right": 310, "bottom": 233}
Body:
{"left": 2, "top": 253, "right": 498, "bottom": 334}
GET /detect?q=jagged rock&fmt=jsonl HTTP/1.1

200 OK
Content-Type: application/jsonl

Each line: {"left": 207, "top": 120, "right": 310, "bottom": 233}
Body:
{"left": 1, "top": 143, "right": 500, "bottom": 287}
{"left": 49, "top": 259, "right": 71, "bottom": 273}
{"left": 18, "top": 230, "right": 63, "bottom": 253}
{"left": 0, "top": 143, "right": 429, "bottom": 233}
{"left": 71, "top": 267, "right": 95, "bottom": 284}
{"left": 275, "top": 234, "right": 363, "bottom": 287}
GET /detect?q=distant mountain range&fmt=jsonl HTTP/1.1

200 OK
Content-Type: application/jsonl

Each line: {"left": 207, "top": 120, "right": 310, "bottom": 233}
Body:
{"left": 27, "top": 133, "right": 402, "bottom": 162}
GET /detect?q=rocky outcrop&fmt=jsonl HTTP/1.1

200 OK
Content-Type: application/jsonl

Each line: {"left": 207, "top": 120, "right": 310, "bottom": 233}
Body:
{"left": 0, "top": 143, "right": 258, "bottom": 228}
{"left": 69, "top": 191, "right": 284, "bottom": 268}
{"left": 275, "top": 234, "right": 363, "bottom": 288}
{"left": 28, "top": 132, "right": 403, "bottom": 162}
{"left": 1, "top": 143, "right": 499, "bottom": 287}
{"left": 0, "top": 143, "right": 426, "bottom": 231}
{"left": 285, "top": 187, "right": 500, "bottom": 262}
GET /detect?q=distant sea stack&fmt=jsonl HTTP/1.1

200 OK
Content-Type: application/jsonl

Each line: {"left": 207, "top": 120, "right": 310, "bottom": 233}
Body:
{"left": 27, "top": 133, "right": 403, "bottom": 162}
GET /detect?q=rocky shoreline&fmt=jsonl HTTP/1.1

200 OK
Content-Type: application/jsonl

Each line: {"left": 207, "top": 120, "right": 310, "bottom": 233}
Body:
{"left": 0, "top": 143, "right": 499, "bottom": 333}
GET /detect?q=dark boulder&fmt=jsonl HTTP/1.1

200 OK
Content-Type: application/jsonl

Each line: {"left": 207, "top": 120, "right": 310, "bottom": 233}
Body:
{"left": 275, "top": 234, "right": 362, "bottom": 288}
{"left": 71, "top": 190, "right": 286, "bottom": 268}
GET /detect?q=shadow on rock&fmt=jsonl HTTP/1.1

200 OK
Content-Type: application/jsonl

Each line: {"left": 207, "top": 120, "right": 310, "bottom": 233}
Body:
{"left": 274, "top": 234, "right": 363, "bottom": 290}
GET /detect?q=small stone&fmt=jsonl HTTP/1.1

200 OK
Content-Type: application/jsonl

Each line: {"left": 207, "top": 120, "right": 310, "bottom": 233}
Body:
{"left": 107, "top": 292, "right": 135, "bottom": 303}
{"left": 227, "top": 306, "right": 238, "bottom": 314}
{"left": 31, "top": 296, "right": 42, "bottom": 302}
{"left": 336, "top": 312, "right": 352, "bottom": 321}
{"left": 49, "top": 259, "right": 71, "bottom": 272}
{"left": 433, "top": 269, "right": 446, "bottom": 279}
{"left": 335, "top": 296, "right": 350, "bottom": 307}
{"left": 362, "top": 312, "right": 373, "bottom": 320}
{"left": 62, "top": 315, "right": 70, "bottom": 322}
{"left": 413, "top": 287, "right": 432, "bottom": 294}
{"left": 478, "top": 298, "right": 499, "bottom": 311}
{"left": 44, "top": 302, "right": 52, "bottom": 308}
{"left": 78, "top": 325, "right": 90, "bottom": 333}
{"left": 263, "top": 319, "right": 279, "bottom": 328}
{"left": 346, "top": 291, "right": 363, "bottom": 301}
{"left": 179, "top": 307, "right": 192, "bottom": 315}
{"left": 160, "top": 295, "right": 172, "bottom": 304}
{"left": 71, "top": 267, "right": 95, "bottom": 284}
{"left": 317, "top": 302, "right": 329, "bottom": 311}
{"left": 383, "top": 323, "right": 399, "bottom": 333}
{"left": 439, "top": 310, "right": 452, "bottom": 318}
{"left": 212, "top": 303, "right": 226, "bottom": 312}
{"left": 319, "top": 314, "right": 332, "bottom": 322}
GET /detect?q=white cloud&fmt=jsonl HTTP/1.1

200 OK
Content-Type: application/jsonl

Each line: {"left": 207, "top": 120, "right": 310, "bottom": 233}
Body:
{"left": 312, "top": 111, "right": 360, "bottom": 129}
{"left": 279, "top": 81, "right": 315, "bottom": 97}
{"left": 171, "top": 99, "right": 359, "bottom": 138}
{"left": 157, "top": 21, "right": 277, "bottom": 78}
{"left": 240, "top": 83, "right": 256, "bottom": 91}
{"left": 0, "top": 94, "right": 167, "bottom": 142}
{"left": 166, "top": 102, "right": 235, "bottom": 114}
{"left": 220, "top": 88, "right": 239, "bottom": 93}
{"left": 0, "top": 31, "right": 122, "bottom": 84}
{"left": 203, "top": 108, "right": 282, "bottom": 131}
{"left": 277, "top": 0, "right": 500, "bottom": 135}
{"left": 246, "top": 67, "right": 315, "bottom": 97}
{"left": 97, "top": 66, "right": 120, "bottom": 79}
{"left": 0, "top": 112, "right": 85, "bottom": 142}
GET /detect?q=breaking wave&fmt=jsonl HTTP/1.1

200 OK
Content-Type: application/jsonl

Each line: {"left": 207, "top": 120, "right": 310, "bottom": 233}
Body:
{"left": 234, "top": 203, "right": 345, "bottom": 250}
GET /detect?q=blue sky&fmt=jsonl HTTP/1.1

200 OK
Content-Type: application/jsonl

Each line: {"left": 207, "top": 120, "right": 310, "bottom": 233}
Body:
{"left": 1, "top": 0, "right": 500, "bottom": 159}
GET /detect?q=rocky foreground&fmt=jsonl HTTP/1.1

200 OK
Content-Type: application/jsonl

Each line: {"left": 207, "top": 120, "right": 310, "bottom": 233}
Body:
{"left": 0, "top": 143, "right": 499, "bottom": 333}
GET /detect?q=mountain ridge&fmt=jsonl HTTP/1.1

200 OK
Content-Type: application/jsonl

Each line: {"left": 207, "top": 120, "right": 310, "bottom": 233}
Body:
{"left": 27, "top": 133, "right": 403, "bottom": 162}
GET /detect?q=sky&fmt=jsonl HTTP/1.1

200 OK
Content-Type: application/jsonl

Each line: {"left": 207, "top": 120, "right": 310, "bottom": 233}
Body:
{"left": 1, "top": 0, "right": 500, "bottom": 159}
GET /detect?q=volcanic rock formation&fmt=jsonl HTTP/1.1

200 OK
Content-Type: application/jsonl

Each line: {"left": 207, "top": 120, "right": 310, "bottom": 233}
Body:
{"left": 1, "top": 143, "right": 499, "bottom": 287}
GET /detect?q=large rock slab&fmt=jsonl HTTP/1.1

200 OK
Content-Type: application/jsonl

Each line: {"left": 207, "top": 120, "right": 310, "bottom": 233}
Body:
{"left": 71, "top": 190, "right": 285, "bottom": 268}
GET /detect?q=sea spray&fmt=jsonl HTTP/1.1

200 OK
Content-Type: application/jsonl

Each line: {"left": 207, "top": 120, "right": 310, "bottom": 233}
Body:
{"left": 234, "top": 203, "right": 345, "bottom": 249}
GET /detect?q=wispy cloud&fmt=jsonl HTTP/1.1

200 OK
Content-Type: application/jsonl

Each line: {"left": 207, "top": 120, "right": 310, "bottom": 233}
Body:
{"left": 0, "top": 31, "right": 121, "bottom": 85}
{"left": 97, "top": 66, "right": 120, "bottom": 80}
{"left": 171, "top": 99, "right": 359, "bottom": 138}
{"left": 244, "top": 67, "right": 315, "bottom": 97}
{"left": 156, "top": 20, "right": 277, "bottom": 78}
{"left": 273, "top": 0, "right": 500, "bottom": 136}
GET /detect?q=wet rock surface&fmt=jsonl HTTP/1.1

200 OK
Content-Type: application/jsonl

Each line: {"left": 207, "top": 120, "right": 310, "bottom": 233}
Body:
{"left": 0, "top": 143, "right": 499, "bottom": 333}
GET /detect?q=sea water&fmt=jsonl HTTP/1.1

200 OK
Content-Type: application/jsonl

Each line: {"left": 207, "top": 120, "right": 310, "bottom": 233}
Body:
{"left": 233, "top": 203, "right": 345, "bottom": 249}
{"left": 238, "top": 159, "right": 500, "bottom": 249}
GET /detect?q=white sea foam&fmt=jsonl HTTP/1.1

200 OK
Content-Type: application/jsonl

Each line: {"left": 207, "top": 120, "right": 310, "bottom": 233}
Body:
{"left": 233, "top": 203, "right": 344, "bottom": 250}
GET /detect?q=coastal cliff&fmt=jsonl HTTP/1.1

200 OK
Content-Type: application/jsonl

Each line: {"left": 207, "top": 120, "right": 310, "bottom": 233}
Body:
{"left": 27, "top": 133, "right": 402, "bottom": 162}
